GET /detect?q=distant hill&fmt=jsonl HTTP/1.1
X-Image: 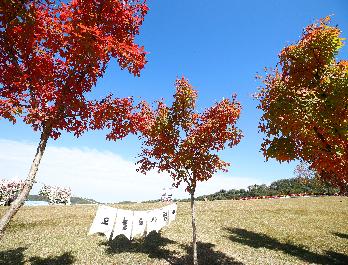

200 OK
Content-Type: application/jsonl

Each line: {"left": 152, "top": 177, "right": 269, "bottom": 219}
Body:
{"left": 27, "top": 195, "right": 99, "bottom": 204}
{"left": 70, "top": 196, "right": 99, "bottom": 204}
{"left": 27, "top": 195, "right": 49, "bottom": 202}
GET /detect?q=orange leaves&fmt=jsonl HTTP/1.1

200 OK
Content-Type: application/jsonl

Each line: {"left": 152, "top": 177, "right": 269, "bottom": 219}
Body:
{"left": 256, "top": 17, "right": 348, "bottom": 190}
{"left": 279, "top": 16, "right": 343, "bottom": 87}
{"left": 183, "top": 96, "right": 242, "bottom": 158}
{"left": 136, "top": 78, "right": 243, "bottom": 193}
{"left": 172, "top": 77, "right": 198, "bottom": 132}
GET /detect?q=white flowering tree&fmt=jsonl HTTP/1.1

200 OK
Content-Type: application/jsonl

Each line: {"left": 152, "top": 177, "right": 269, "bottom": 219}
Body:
{"left": 0, "top": 179, "right": 25, "bottom": 206}
{"left": 39, "top": 185, "right": 71, "bottom": 205}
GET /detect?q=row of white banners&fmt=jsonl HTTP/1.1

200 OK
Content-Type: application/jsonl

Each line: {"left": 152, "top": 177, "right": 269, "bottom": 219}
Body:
{"left": 88, "top": 203, "right": 177, "bottom": 240}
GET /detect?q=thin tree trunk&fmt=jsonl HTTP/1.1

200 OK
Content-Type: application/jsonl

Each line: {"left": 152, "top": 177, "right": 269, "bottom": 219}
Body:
{"left": 190, "top": 192, "right": 198, "bottom": 265}
{"left": 0, "top": 124, "right": 52, "bottom": 240}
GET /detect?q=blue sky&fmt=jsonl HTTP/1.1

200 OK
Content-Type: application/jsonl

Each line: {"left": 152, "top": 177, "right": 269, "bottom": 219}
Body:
{"left": 1, "top": 0, "right": 347, "bottom": 202}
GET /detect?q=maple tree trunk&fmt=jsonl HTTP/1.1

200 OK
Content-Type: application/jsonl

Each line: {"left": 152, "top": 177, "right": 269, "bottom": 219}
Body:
{"left": 190, "top": 192, "right": 198, "bottom": 265}
{"left": 0, "top": 124, "right": 51, "bottom": 240}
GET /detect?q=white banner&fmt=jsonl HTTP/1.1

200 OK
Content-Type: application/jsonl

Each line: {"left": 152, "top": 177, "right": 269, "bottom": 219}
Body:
{"left": 146, "top": 208, "right": 163, "bottom": 233}
{"left": 112, "top": 209, "right": 134, "bottom": 240}
{"left": 88, "top": 203, "right": 177, "bottom": 240}
{"left": 157, "top": 205, "right": 170, "bottom": 229}
{"left": 88, "top": 205, "right": 117, "bottom": 240}
{"left": 168, "top": 203, "right": 177, "bottom": 224}
{"left": 131, "top": 211, "right": 148, "bottom": 238}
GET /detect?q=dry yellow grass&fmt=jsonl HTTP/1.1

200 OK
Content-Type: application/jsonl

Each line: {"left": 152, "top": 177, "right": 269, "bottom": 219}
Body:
{"left": 0, "top": 196, "right": 347, "bottom": 264}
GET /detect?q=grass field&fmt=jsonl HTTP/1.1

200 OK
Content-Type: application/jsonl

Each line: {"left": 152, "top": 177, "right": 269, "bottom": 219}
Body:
{"left": 0, "top": 196, "right": 347, "bottom": 265}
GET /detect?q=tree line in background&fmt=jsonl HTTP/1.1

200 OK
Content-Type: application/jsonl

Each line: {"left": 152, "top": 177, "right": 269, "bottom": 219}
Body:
{"left": 194, "top": 177, "right": 340, "bottom": 202}
{"left": 144, "top": 175, "right": 342, "bottom": 204}
{"left": 143, "top": 162, "right": 345, "bottom": 204}
{"left": 193, "top": 162, "right": 345, "bottom": 201}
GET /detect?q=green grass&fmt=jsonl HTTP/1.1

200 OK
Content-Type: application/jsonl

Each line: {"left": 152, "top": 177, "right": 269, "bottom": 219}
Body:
{"left": 1, "top": 197, "right": 347, "bottom": 264}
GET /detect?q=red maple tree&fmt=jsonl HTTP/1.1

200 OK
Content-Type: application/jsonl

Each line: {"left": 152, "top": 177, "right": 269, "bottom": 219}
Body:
{"left": 256, "top": 17, "right": 348, "bottom": 190}
{"left": 0, "top": 0, "right": 148, "bottom": 238}
{"left": 136, "top": 78, "right": 243, "bottom": 265}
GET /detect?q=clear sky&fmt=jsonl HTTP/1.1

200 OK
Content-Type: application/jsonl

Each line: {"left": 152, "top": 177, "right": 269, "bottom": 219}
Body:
{"left": 1, "top": 0, "right": 347, "bottom": 202}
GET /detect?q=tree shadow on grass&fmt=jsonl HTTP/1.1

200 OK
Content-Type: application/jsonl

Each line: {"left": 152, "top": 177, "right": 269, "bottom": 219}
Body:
{"left": 333, "top": 232, "right": 348, "bottom": 240}
{"left": 172, "top": 242, "right": 244, "bottom": 265}
{"left": 0, "top": 247, "right": 75, "bottom": 265}
{"left": 0, "top": 247, "right": 26, "bottom": 265}
{"left": 29, "top": 252, "right": 76, "bottom": 265}
{"left": 101, "top": 231, "right": 243, "bottom": 265}
{"left": 225, "top": 227, "right": 348, "bottom": 265}
{"left": 101, "top": 231, "right": 178, "bottom": 261}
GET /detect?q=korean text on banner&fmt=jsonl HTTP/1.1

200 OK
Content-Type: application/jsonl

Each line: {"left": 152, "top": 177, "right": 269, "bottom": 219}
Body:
{"left": 146, "top": 209, "right": 162, "bottom": 233}
{"left": 131, "top": 211, "right": 147, "bottom": 238}
{"left": 168, "top": 203, "right": 177, "bottom": 224}
{"left": 88, "top": 205, "right": 117, "bottom": 240}
{"left": 112, "top": 209, "right": 134, "bottom": 240}
{"left": 157, "top": 206, "right": 170, "bottom": 229}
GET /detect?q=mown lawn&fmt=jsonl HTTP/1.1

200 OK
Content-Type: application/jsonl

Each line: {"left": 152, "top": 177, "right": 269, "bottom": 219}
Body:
{"left": 0, "top": 196, "right": 347, "bottom": 265}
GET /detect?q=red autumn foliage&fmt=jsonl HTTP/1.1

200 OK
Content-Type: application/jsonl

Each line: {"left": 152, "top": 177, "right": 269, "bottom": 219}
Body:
{"left": 136, "top": 77, "right": 243, "bottom": 193}
{"left": 89, "top": 95, "right": 136, "bottom": 140}
{"left": 0, "top": 0, "right": 148, "bottom": 138}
